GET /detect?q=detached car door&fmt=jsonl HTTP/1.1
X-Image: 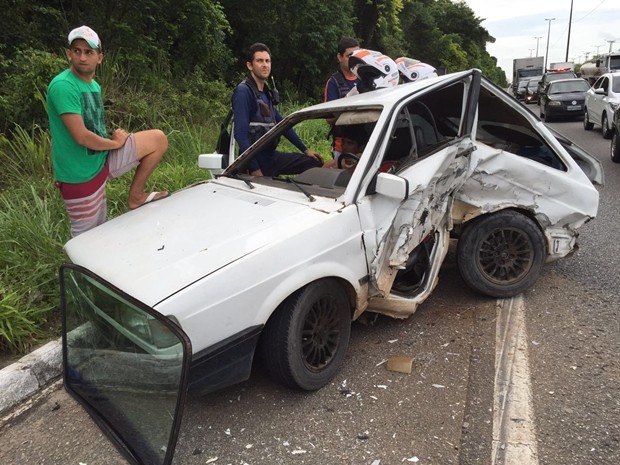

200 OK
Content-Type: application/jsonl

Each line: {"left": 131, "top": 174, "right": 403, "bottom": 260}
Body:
{"left": 61, "top": 264, "right": 192, "bottom": 465}
{"left": 355, "top": 70, "right": 481, "bottom": 316}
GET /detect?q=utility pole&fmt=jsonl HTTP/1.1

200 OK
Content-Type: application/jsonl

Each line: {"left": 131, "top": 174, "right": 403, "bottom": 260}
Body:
{"left": 529, "top": 49, "right": 534, "bottom": 57}
{"left": 566, "top": 0, "right": 574, "bottom": 61}
{"left": 593, "top": 45, "right": 601, "bottom": 58}
{"left": 545, "top": 18, "right": 555, "bottom": 70}
{"left": 534, "top": 37, "right": 542, "bottom": 57}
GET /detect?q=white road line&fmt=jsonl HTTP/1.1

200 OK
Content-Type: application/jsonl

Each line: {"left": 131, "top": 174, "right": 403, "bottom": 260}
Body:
{"left": 492, "top": 295, "right": 539, "bottom": 465}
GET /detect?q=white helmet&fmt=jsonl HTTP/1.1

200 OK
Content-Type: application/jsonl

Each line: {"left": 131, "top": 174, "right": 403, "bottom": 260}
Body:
{"left": 348, "top": 49, "right": 399, "bottom": 93}
{"left": 395, "top": 57, "right": 438, "bottom": 82}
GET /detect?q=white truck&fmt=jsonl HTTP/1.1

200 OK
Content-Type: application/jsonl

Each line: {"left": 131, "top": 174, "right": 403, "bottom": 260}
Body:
{"left": 512, "top": 56, "right": 544, "bottom": 95}
{"left": 580, "top": 52, "right": 620, "bottom": 85}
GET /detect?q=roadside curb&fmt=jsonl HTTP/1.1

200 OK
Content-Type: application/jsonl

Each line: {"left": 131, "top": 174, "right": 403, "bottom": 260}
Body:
{"left": 0, "top": 339, "right": 62, "bottom": 416}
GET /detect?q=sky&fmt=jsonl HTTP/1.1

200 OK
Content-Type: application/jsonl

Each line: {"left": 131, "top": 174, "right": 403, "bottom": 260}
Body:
{"left": 462, "top": 0, "right": 620, "bottom": 82}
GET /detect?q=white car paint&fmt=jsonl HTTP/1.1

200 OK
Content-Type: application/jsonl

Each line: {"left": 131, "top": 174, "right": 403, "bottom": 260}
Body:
{"left": 63, "top": 69, "right": 601, "bottom": 380}
{"left": 585, "top": 72, "right": 620, "bottom": 136}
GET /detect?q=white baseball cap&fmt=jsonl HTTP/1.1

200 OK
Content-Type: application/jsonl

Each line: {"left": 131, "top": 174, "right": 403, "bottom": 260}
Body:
{"left": 68, "top": 26, "right": 101, "bottom": 50}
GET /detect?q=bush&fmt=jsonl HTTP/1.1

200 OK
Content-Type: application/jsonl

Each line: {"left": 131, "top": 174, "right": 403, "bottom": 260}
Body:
{"left": 0, "top": 125, "right": 51, "bottom": 189}
{"left": 0, "top": 183, "right": 67, "bottom": 353}
{"left": 0, "top": 49, "right": 66, "bottom": 133}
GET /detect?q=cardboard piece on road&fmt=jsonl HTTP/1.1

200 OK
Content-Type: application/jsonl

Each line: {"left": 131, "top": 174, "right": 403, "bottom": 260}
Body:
{"left": 386, "top": 356, "right": 414, "bottom": 374}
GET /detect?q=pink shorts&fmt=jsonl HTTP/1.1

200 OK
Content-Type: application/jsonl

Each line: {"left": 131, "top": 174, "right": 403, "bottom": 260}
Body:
{"left": 59, "top": 134, "right": 140, "bottom": 237}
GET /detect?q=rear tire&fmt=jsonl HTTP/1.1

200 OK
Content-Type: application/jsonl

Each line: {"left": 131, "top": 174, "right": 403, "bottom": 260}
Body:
{"left": 456, "top": 211, "right": 546, "bottom": 298}
{"left": 611, "top": 131, "right": 620, "bottom": 163}
{"left": 260, "top": 280, "right": 351, "bottom": 391}
{"left": 583, "top": 108, "right": 594, "bottom": 130}
{"left": 602, "top": 113, "right": 612, "bottom": 139}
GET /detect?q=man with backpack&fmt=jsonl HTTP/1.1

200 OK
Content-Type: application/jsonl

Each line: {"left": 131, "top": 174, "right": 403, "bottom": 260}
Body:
{"left": 323, "top": 37, "right": 361, "bottom": 159}
{"left": 232, "top": 42, "right": 322, "bottom": 177}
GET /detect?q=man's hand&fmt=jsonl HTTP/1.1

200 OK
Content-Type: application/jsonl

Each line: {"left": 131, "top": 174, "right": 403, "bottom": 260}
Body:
{"left": 251, "top": 168, "right": 264, "bottom": 176}
{"left": 304, "top": 149, "right": 323, "bottom": 163}
{"left": 110, "top": 128, "right": 130, "bottom": 148}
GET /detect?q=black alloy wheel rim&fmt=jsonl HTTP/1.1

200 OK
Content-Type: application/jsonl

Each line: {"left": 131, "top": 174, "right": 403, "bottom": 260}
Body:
{"left": 477, "top": 227, "right": 534, "bottom": 285}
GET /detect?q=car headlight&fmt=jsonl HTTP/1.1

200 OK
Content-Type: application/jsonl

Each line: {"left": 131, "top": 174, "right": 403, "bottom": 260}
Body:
{"left": 548, "top": 101, "right": 562, "bottom": 106}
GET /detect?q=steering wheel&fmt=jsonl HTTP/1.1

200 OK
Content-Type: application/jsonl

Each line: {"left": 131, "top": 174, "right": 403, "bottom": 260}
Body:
{"left": 338, "top": 152, "right": 360, "bottom": 169}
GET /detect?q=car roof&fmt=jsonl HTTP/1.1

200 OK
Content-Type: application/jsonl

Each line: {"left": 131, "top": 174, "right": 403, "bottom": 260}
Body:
{"left": 549, "top": 78, "right": 588, "bottom": 84}
{"left": 295, "top": 69, "right": 473, "bottom": 115}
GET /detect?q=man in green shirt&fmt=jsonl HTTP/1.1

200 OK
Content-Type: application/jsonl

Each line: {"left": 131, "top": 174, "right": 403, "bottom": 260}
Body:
{"left": 47, "top": 25, "right": 169, "bottom": 237}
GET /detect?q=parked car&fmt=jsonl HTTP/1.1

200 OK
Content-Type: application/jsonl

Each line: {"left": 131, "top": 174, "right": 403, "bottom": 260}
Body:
{"left": 60, "top": 69, "right": 601, "bottom": 465}
{"left": 611, "top": 104, "right": 620, "bottom": 162}
{"left": 583, "top": 71, "right": 620, "bottom": 138}
{"left": 537, "top": 69, "right": 578, "bottom": 104}
{"left": 515, "top": 79, "right": 529, "bottom": 100}
{"left": 525, "top": 77, "right": 542, "bottom": 104}
{"left": 539, "top": 78, "right": 590, "bottom": 121}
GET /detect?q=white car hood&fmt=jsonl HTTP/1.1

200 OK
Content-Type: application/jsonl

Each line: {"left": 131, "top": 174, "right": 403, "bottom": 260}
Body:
{"left": 64, "top": 182, "right": 332, "bottom": 306}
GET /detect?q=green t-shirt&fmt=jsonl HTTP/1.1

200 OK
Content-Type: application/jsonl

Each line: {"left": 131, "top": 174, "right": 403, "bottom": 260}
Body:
{"left": 47, "top": 69, "right": 108, "bottom": 183}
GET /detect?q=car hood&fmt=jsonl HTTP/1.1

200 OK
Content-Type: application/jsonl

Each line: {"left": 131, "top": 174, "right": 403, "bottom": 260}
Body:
{"left": 64, "top": 182, "right": 333, "bottom": 306}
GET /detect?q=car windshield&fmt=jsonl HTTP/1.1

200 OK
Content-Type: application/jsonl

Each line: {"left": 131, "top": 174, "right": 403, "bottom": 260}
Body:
{"left": 546, "top": 72, "right": 574, "bottom": 82}
{"left": 549, "top": 80, "right": 590, "bottom": 94}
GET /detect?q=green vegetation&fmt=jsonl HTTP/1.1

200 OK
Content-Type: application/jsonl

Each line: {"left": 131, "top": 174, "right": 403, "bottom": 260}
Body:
{"left": 0, "top": 0, "right": 506, "bottom": 355}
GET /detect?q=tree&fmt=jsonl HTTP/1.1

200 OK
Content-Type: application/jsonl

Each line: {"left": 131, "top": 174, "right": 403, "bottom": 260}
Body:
{"left": 219, "top": 0, "right": 357, "bottom": 101}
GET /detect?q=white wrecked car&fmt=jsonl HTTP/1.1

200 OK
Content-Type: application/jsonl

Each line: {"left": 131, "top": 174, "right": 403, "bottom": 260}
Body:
{"left": 60, "top": 70, "right": 601, "bottom": 465}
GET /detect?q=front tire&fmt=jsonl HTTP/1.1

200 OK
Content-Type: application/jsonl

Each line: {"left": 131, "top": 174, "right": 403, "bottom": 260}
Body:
{"left": 602, "top": 113, "right": 612, "bottom": 139}
{"left": 584, "top": 108, "right": 594, "bottom": 130}
{"left": 456, "top": 211, "right": 546, "bottom": 298}
{"left": 260, "top": 280, "right": 351, "bottom": 391}
{"left": 611, "top": 130, "right": 620, "bottom": 163}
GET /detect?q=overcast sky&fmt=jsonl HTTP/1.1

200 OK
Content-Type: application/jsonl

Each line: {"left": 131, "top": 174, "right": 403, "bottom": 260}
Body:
{"left": 463, "top": 0, "right": 620, "bottom": 81}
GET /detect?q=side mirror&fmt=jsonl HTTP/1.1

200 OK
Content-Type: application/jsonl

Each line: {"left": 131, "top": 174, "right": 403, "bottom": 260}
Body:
{"left": 198, "top": 153, "right": 225, "bottom": 174}
{"left": 594, "top": 88, "right": 606, "bottom": 95}
{"left": 375, "top": 172, "right": 409, "bottom": 200}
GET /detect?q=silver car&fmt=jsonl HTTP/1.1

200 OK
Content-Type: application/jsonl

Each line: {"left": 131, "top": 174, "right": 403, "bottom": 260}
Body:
{"left": 584, "top": 71, "right": 620, "bottom": 138}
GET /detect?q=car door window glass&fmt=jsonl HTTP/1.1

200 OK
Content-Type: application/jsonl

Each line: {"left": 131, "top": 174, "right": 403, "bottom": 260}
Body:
{"left": 61, "top": 265, "right": 191, "bottom": 465}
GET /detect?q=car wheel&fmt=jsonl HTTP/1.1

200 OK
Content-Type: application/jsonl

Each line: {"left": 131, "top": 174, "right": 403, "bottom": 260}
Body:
{"left": 611, "top": 131, "right": 620, "bottom": 163}
{"left": 602, "top": 113, "right": 612, "bottom": 139}
{"left": 583, "top": 108, "right": 594, "bottom": 130}
{"left": 456, "top": 210, "right": 546, "bottom": 298}
{"left": 260, "top": 279, "right": 351, "bottom": 391}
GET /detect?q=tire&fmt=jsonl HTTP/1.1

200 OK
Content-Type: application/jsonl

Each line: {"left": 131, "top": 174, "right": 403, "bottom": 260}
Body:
{"left": 583, "top": 108, "right": 594, "bottom": 130}
{"left": 456, "top": 211, "right": 546, "bottom": 298}
{"left": 602, "top": 113, "right": 612, "bottom": 139}
{"left": 611, "top": 130, "right": 620, "bottom": 163}
{"left": 260, "top": 279, "right": 351, "bottom": 391}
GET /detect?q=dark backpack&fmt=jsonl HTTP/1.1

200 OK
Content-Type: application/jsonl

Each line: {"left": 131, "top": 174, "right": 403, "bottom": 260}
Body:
{"left": 215, "top": 109, "right": 234, "bottom": 158}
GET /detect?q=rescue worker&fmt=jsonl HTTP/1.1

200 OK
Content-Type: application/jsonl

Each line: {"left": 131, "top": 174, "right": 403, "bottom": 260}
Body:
{"left": 232, "top": 42, "right": 322, "bottom": 176}
{"left": 323, "top": 37, "right": 361, "bottom": 160}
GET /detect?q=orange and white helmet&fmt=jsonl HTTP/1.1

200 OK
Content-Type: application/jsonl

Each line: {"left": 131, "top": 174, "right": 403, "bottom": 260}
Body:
{"left": 395, "top": 57, "right": 438, "bottom": 82}
{"left": 348, "top": 49, "right": 399, "bottom": 93}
